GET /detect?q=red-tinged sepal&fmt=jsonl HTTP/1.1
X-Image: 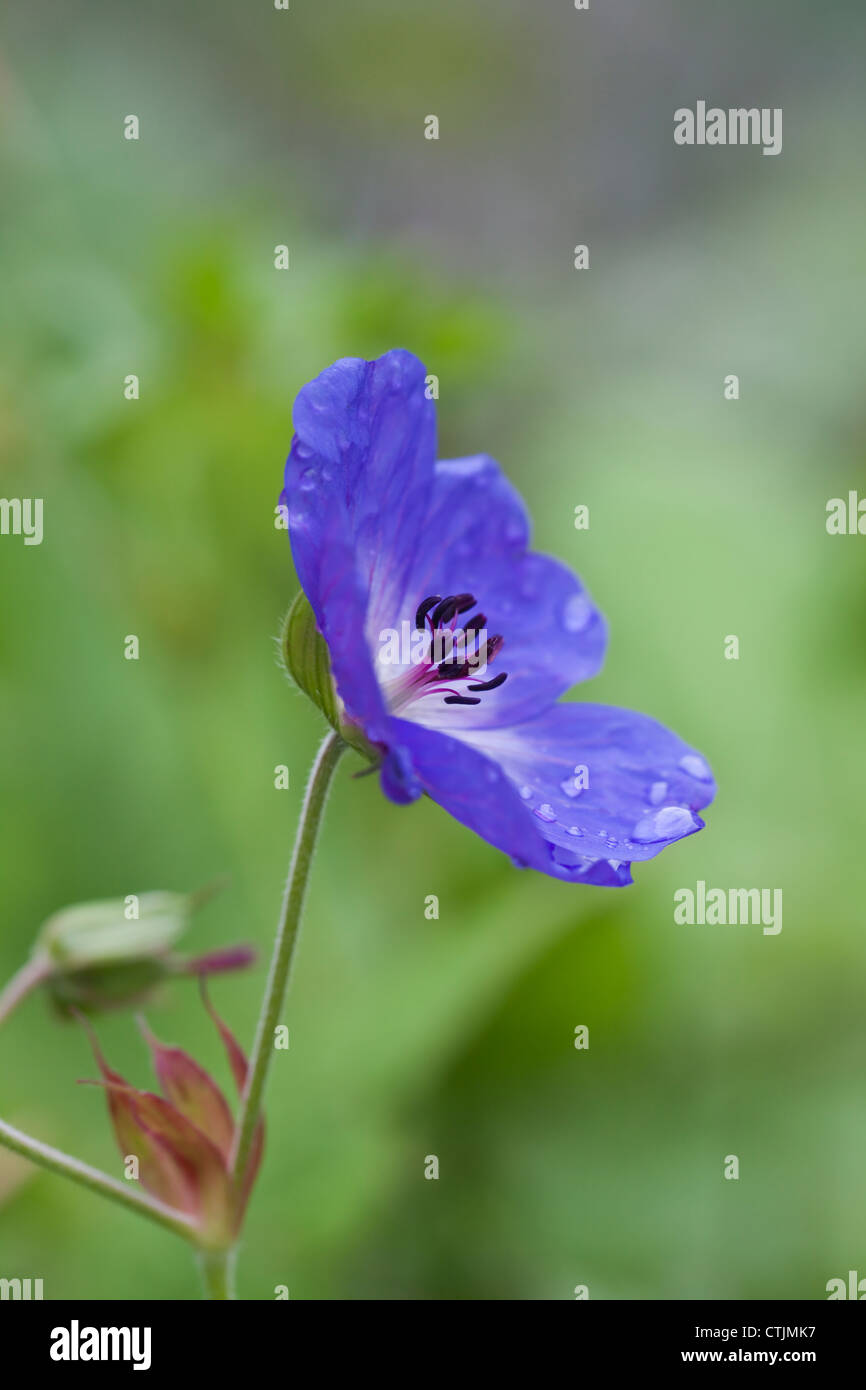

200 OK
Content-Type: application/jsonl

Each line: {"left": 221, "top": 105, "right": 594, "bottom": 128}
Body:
{"left": 79, "top": 1017, "right": 237, "bottom": 1250}
{"left": 78, "top": 1035, "right": 196, "bottom": 1218}
{"left": 176, "top": 946, "right": 256, "bottom": 979}
{"left": 138, "top": 1017, "right": 235, "bottom": 1161}
{"left": 83, "top": 1076, "right": 237, "bottom": 1249}
{"left": 202, "top": 984, "right": 265, "bottom": 1224}
{"left": 77, "top": 993, "right": 266, "bottom": 1249}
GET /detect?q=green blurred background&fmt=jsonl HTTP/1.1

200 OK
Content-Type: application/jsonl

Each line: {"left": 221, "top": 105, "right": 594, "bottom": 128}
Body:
{"left": 1, "top": 0, "right": 865, "bottom": 1300}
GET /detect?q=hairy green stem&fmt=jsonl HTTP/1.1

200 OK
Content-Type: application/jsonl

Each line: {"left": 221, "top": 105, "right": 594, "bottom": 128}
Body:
{"left": 0, "top": 1116, "right": 197, "bottom": 1242}
{"left": 230, "top": 729, "right": 345, "bottom": 1186}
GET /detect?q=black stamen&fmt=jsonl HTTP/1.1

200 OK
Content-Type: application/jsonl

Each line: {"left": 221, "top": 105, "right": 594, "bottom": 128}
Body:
{"left": 462, "top": 613, "right": 487, "bottom": 635}
{"left": 468, "top": 671, "right": 508, "bottom": 692}
{"left": 431, "top": 595, "right": 458, "bottom": 626}
{"left": 443, "top": 694, "right": 481, "bottom": 705}
{"left": 415, "top": 594, "right": 442, "bottom": 629}
{"left": 437, "top": 661, "right": 470, "bottom": 680}
{"left": 451, "top": 593, "right": 476, "bottom": 615}
{"left": 478, "top": 634, "right": 504, "bottom": 665}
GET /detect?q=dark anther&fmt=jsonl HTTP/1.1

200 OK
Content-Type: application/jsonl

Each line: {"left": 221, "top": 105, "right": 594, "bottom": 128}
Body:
{"left": 443, "top": 694, "right": 482, "bottom": 705}
{"left": 430, "top": 593, "right": 478, "bottom": 628}
{"left": 431, "top": 596, "right": 459, "bottom": 626}
{"left": 451, "top": 593, "right": 477, "bottom": 615}
{"left": 462, "top": 613, "right": 487, "bottom": 635}
{"left": 437, "top": 661, "right": 470, "bottom": 681}
{"left": 415, "top": 594, "right": 442, "bottom": 629}
{"left": 468, "top": 671, "right": 508, "bottom": 692}
{"left": 478, "top": 634, "right": 504, "bottom": 665}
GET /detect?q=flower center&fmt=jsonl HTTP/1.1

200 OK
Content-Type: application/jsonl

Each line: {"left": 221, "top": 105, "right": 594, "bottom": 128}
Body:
{"left": 386, "top": 592, "right": 508, "bottom": 713}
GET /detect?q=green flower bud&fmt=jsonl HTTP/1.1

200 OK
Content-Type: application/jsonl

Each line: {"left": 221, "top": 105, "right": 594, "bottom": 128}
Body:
{"left": 38, "top": 891, "right": 193, "bottom": 970}
{"left": 0, "top": 889, "right": 254, "bottom": 1024}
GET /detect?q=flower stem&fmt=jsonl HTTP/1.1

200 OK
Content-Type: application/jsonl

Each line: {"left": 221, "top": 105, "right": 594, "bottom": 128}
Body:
{"left": 0, "top": 1116, "right": 197, "bottom": 1242}
{"left": 198, "top": 1247, "right": 236, "bottom": 1300}
{"left": 230, "top": 729, "right": 345, "bottom": 1187}
{"left": 0, "top": 956, "right": 51, "bottom": 1027}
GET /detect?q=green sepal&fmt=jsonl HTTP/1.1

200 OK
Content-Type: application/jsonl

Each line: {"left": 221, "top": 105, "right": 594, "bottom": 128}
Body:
{"left": 280, "top": 591, "right": 377, "bottom": 762}
{"left": 45, "top": 959, "right": 170, "bottom": 1018}
{"left": 280, "top": 590, "right": 341, "bottom": 731}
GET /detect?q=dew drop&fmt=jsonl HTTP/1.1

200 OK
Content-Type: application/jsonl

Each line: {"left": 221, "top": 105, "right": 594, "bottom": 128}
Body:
{"left": 519, "top": 785, "right": 532, "bottom": 800}
{"left": 562, "top": 593, "right": 593, "bottom": 633}
{"left": 298, "top": 467, "right": 316, "bottom": 491}
{"left": 649, "top": 780, "right": 667, "bottom": 805}
{"left": 533, "top": 803, "right": 557, "bottom": 823}
{"left": 560, "top": 777, "right": 582, "bottom": 798}
{"left": 679, "top": 753, "right": 712, "bottom": 782}
{"left": 632, "top": 805, "right": 697, "bottom": 843}
{"left": 566, "top": 826, "right": 583, "bottom": 837}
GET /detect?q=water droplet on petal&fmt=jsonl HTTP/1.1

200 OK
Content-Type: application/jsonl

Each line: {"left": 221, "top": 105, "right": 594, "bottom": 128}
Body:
{"left": 679, "top": 753, "right": 712, "bottom": 782}
{"left": 299, "top": 467, "right": 316, "bottom": 491}
{"left": 562, "top": 593, "right": 593, "bottom": 633}
{"left": 560, "top": 777, "right": 582, "bottom": 798}
{"left": 533, "top": 803, "right": 557, "bottom": 823}
{"left": 649, "top": 780, "right": 667, "bottom": 805}
{"left": 519, "top": 785, "right": 532, "bottom": 800}
{"left": 295, "top": 442, "right": 314, "bottom": 460}
{"left": 632, "top": 805, "right": 698, "bottom": 843}
{"left": 566, "top": 826, "right": 583, "bottom": 837}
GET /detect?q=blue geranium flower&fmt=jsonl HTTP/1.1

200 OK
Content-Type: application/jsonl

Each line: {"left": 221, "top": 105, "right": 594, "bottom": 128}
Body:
{"left": 280, "top": 348, "right": 714, "bottom": 885}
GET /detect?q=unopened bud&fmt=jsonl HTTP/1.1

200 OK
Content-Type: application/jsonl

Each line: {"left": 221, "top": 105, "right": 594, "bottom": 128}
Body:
{"left": 0, "top": 889, "right": 253, "bottom": 1024}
